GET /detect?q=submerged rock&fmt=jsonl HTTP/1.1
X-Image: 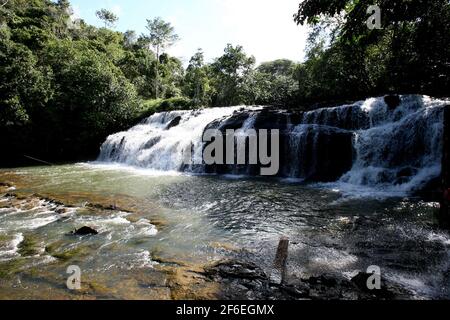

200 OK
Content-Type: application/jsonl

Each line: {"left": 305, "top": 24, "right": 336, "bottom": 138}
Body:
{"left": 72, "top": 226, "right": 98, "bottom": 236}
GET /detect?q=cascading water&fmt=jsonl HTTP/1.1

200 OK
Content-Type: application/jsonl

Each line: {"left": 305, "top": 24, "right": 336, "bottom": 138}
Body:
{"left": 333, "top": 96, "right": 445, "bottom": 197}
{"left": 98, "top": 95, "right": 448, "bottom": 197}
{"left": 98, "top": 106, "right": 249, "bottom": 172}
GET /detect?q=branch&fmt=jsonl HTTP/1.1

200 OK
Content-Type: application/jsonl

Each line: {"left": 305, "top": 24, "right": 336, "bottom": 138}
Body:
{"left": 1, "top": 0, "right": 9, "bottom": 8}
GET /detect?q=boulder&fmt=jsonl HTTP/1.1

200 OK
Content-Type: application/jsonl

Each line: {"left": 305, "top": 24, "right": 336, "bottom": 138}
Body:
{"left": 385, "top": 95, "right": 401, "bottom": 110}
{"left": 165, "top": 116, "right": 182, "bottom": 130}
{"left": 72, "top": 226, "right": 98, "bottom": 236}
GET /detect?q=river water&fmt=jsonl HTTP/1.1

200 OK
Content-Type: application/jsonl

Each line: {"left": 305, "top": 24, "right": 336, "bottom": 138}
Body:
{"left": 1, "top": 163, "right": 449, "bottom": 299}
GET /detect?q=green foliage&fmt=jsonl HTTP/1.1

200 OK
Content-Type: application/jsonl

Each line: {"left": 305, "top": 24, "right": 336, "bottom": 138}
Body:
{"left": 294, "top": 0, "right": 450, "bottom": 103}
{"left": 0, "top": 0, "right": 140, "bottom": 164}
{"left": 245, "top": 59, "right": 299, "bottom": 106}
{"left": 143, "top": 17, "right": 179, "bottom": 99}
{"left": 0, "top": 36, "right": 53, "bottom": 126}
{"left": 96, "top": 8, "right": 118, "bottom": 28}
{"left": 44, "top": 39, "right": 140, "bottom": 132}
{"left": 183, "top": 49, "right": 213, "bottom": 106}
{"left": 140, "top": 97, "right": 194, "bottom": 118}
{"left": 211, "top": 44, "right": 255, "bottom": 106}
{"left": 144, "top": 17, "right": 179, "bottom": 58}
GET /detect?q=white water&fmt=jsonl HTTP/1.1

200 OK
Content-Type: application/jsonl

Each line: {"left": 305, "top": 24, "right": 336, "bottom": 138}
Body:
{"left": 99, "top": 106, "right": 251, "bottom": 172}
{"left": 99, "top": 95, "right": 447, "bottom": 198}
{"left": 323, "top": 96, "right": 446, "bottom": 197}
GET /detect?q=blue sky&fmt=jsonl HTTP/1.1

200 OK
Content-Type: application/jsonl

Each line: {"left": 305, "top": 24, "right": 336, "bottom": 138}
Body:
{"left": 69, "top": 0, "right": 308, "bottom": 65}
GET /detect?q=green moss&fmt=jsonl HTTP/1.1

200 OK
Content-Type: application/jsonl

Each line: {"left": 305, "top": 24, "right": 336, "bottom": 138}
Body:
{"left": 45, "top": 242, "right": 90, "bottom": 262}
{"left": 0, "top": 234, "right": 10, "bottom": 242}
{"left": 0, "top": 259, "right": 26, "bottom": 279}
{"left": 18, "top": 234, "right": 40, "bottom": 256}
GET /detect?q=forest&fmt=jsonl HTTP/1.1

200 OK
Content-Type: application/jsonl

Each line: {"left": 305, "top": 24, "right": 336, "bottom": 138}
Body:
{"left": 1, "top": 0, "right": 449, "bottom": 165}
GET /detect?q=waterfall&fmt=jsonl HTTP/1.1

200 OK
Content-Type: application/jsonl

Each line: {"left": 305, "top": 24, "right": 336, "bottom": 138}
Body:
{"left": 333, "top": 96, "right": 445, "bottom": 196}
{"left": 98, "top": 106, "right": 249, "bottom": 172}
{"left": 98, "top": 95, "right": 448, "bottom": 196}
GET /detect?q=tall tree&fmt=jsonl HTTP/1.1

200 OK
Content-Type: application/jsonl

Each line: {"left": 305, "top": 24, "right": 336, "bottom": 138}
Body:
{"left": 96, "top": 9, "right": 118, "bottom": 28}
{"left": 123, "top": 30, "right": 137, "bottom": 48}
{"left": 144, "top": 17, "right": 179, "bottom": 98}
{"left": 211, "top": 44, "right": 255, "bottom": 106}
{"left": 184, "top": 49, "right": 212, "bottom": 106}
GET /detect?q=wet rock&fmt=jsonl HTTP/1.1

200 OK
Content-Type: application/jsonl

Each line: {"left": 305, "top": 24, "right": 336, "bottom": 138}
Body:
{"left": 72, "top": 226, "right": 98, "bottom": 236}
{"left": 350, "top": 272, "right": 410, "bottom": 300}
{"left": 55, "top": 207, "right": 68, "bottom": 214}
{"left": 203, "top": 259, "right": 414, "bottom": 300}
{"left": 204, "top": 260, "right": 267, "bottom": 281}
{"left": 142, "top": 137, "right": 161, "bottom": 150}
{"left": 165, "top": 116, "right": 182, "bottom": 130}
{"left": 385, "top": 95, "right": 401, "bottom": 110}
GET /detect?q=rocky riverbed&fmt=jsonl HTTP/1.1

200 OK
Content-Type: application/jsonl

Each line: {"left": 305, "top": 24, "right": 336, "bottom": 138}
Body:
{"left": 0, "top": 177, "right": 419, "bottom": 300}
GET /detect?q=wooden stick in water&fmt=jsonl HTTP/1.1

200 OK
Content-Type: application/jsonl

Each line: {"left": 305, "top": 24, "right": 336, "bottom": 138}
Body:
{"left": 274, "top": 236, "right": 289, "bottom": 284}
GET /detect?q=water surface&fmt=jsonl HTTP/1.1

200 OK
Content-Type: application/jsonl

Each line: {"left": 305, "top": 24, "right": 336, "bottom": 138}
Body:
{"left": 0, "top": 163, "right": 449, "bottom": 299}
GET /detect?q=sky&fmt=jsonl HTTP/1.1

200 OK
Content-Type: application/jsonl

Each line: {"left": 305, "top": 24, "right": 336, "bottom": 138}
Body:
{"left": 69, "top": 0, "right": 309, "bottom": 65}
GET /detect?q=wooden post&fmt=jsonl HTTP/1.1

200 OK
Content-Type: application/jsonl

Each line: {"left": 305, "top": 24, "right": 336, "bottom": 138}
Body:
{"left": 274, "top": 236, "right": 289, "bottom": 284}
{"left": 440, "top": 105, "right": 450, "bottom": 228}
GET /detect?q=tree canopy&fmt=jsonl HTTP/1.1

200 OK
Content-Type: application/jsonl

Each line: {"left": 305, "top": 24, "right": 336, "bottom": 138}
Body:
{"left": 96, "top": 9, "right": 118, "bottom": 28}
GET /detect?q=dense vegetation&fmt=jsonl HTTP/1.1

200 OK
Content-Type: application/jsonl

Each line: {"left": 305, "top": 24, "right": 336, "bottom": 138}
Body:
{"left": 294, "top": 0, "right": 450, "bottom": 104}
{"left": 1, "top": 0, "right": 449, "bottom": 165}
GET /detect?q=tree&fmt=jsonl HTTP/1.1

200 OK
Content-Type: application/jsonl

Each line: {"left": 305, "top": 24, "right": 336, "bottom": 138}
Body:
{"left": 183, "top": 49, "right": 212, "bottom": 106}
{"left": 246, "top": 59, "right": 299, "bottom": 106}
{"left": 144, "top": 17, "right": 179, "bottom": 59}
{"left": 211, "top": 44, "right": 255, "bottom": 106}
{"left": 123, "top": 30, "right": 137, "bottom": 48}
{"left": 96, "top": 9, "right": 118, "bottom": 28}
{"left": 294, "top": 0, "right": 450, "bottom": 99}
{"left": 0, "top": 37, "right": 52, "bottom": 126}
{"left": 144, "top": 17, "right": 179, "bottom": 99}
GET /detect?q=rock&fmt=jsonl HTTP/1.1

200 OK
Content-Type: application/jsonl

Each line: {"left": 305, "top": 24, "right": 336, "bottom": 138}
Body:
{"left": 350, "top": 272, "right": 410, "bottom": 299}
{"left": 142, "top": 137, "right": 161, "bottom": 149}
{"left": 288, "top": 126, "right": 354, "bottom": 182}
{"left": 55, "top": 207, "right": 68, "bottom": 214}
{"left": 204, "top": 260, "right": 267, "bottom": 281}
{"left": 72, "top": 226, "right": 98, "bottom": 236}
{"left": 165, "top": 116, "right": 182, "bottom": 130}
{"left": 203, "top": 259, "right": 414, "bottom": 300}
{"left": 385, "top": 95, "right": 401, "bottom": 110}
{"left": 202, "top": 108, "right": 354, "bottom": 181}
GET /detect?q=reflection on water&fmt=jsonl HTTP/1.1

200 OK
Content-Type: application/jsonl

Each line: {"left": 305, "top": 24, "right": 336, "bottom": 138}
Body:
{"left": 0, "top": 163, "right": 449, "bottom": 299}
